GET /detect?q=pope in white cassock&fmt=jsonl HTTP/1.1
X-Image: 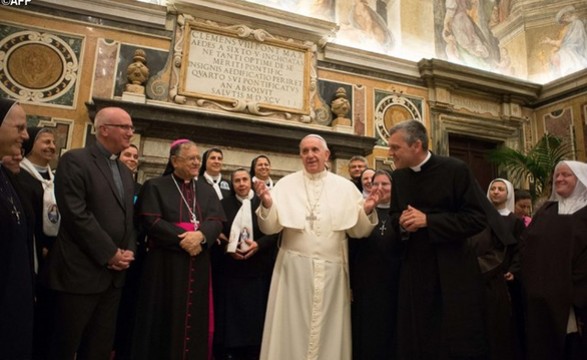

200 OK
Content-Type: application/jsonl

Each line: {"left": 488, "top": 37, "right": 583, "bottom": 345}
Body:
{"left": 254, "top": 134, "right": 382, "bottom": 360}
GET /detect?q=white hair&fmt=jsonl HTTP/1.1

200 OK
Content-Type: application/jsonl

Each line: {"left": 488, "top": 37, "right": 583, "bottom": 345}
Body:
{"left": 300, "top": 134, "right": 329, "bottom": 151}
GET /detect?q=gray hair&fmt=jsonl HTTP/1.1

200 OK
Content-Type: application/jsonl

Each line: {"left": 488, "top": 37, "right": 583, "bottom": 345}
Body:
{"left": 388, "top": 120, "right": 429, "bottom": 151}
{"left": 349, "top": 155, "right": 367, "bottom": 164}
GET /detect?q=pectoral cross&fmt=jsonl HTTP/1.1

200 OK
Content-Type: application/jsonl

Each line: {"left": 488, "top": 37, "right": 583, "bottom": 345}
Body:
{"left": 11, "top": 203, "right": 21, "bottom": 225}
{"left": 191, "top": 214, "right": 200, "bottom": 226}
{"left": 379, "top": 222, "right": 387, "bottom": 236}
{"left": 306, "top": 212, "right": 318, "bottom": 230}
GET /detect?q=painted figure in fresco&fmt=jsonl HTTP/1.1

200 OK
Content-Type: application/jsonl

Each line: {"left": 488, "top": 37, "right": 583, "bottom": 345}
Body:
{"left": 541, "top": 5, "right": 587, "bottom": 78}
{"left": 303, "top": 0, "right": 335, "bottom": 21}
{"left": 496, "top": 47, "right": 515, "bottom": 76}
{"left": 348, "top": 0, "right": 394, "bottom": 51}
{"left": 443, "top": 0, "right": 499, "bottom": 69}
{"left": 489, "top": 0, "right": 514, "bottom": 27}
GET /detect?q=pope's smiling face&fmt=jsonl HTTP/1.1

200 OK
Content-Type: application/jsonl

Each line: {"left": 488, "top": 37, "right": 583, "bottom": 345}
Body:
{"left": 300, "top": 136, "right": 330, "bottom": 174}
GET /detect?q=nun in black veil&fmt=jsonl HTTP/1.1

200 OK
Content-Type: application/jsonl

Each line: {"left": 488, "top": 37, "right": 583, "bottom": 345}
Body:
{"left": 0, "top": 97, "right": 34, "bottom": 359}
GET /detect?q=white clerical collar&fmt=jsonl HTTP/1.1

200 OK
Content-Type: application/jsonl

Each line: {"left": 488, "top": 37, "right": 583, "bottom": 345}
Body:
{"left": 377, "top": 202, "right": 391, "bottom": 209}
{"left": 303, "top": 169, "right": 327, "bottom": 180}
{"left": 32, "top": 163, "right": 49, "bottom": 173}
{"left": 410, "top": 151, "right": 431, "bottom": 172}
{"left": 498, "top": 208, "right": 511, "bottom": 216}
{"left": 204, "top": 172, "right": 221, "bottom": 183}
{"left": 236, "top": 189, "right": 254, "bottom": 202}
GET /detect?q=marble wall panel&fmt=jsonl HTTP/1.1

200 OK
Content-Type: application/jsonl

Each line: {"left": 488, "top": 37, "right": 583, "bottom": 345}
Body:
{"left": 92, "top": 39, "right": 120, "bottom": 99}
{"left": 543, "top": 107, "right": 575, "bottom": 158}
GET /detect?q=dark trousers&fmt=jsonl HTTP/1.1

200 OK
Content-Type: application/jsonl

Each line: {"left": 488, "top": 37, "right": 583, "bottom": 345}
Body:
{"left": 48, "top": 285, "right": 122, "bottom": 360}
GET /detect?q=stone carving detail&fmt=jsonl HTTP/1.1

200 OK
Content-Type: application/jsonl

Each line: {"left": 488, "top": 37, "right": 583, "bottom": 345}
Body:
{"left": 452, "top": 94, "right": 500, "bottom": 117}
{"left": 374, "top": 93, "right": 423, "bottom": 145}
{"left": 0, "top": 30, "right": 81, "bottom": 106}
{"left": 170, "top": 14, "right": 189, "bottom": 104}
{"left": 331, "top": 87, "right": 351, "bottom": 126}
{"left": 125, "top": 49, "right": 150, "bottom": 94}
{"left": 146, "top": 49, "right": 173, "bottom": 101}
{"left": 171, "top": 15, "right": 319, "bottom": 123}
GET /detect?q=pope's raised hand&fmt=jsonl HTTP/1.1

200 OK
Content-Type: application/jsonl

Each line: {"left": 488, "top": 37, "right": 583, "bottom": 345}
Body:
{"left": 254, "top": 180, "right": 273, "bottom": 208}
{"left": 364, "top": 187, "right": 383, "bottom": 215}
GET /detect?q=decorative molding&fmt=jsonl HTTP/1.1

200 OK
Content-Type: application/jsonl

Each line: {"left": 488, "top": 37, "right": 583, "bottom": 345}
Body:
{"left": 321, "top": 42, "right": 421, "bottom": 82}
{"left": 452, "top": 95, "right": 501, "bottom": 117}
{"left": 35, "top": 0, "right": 168, "bottom": 29}
{"left": 0, "top": 28, "right": 83, "bottom": 107}
{"left": 432, "top": 113, "right": 522, "bottom": 157}
{"left": 175, "top": 18, "right": 313, "bottom": 119}
{"left": 418, "top": 59, "right": 541, "bottom": 104}
{"left": 167, "top": 0, "right": 338, "bottom": 45}
{"left": 535, "top": 69, "right": 587, "bottom": 107}
{"left": 88, "top": 97, "right": 378, "bottom": 159}
{"left": 374, "top": 92, "right": 423, "bottom": 146}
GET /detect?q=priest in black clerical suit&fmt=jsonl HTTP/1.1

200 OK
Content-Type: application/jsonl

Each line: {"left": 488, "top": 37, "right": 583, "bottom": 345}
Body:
{"left": 388, "top": 120, "right": 488, "bottom": 360}
{"left": 132, "top": 139, "right": 225, "bottom": 360}
{"left": 42, "top": 107, "right": 137, "bottom": 359}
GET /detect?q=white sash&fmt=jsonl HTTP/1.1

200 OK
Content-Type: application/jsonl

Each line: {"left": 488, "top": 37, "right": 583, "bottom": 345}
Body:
{"left": 226, "top": 190, "right": 254, "bottom": 253}
{"left": 204, "top": 172, "right": 223, "bottom": 199}
{"left": 20, "top": 158, "right": 61, "bottom": 236}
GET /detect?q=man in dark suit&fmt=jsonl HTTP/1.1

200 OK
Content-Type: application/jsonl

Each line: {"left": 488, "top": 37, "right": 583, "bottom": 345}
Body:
{"left": 43, "top": 107, "right": 136, "bottom": 360}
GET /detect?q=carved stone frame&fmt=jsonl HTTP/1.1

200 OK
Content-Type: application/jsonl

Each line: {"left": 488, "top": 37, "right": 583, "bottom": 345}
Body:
{"left": 171, "top": 15, "right": 315, "bottom": 121}
{"left": 431, "top": 112, "right": 523, "bottom": 156}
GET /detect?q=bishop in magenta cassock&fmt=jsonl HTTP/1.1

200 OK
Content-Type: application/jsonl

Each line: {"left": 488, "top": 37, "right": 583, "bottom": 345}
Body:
{"left": 132, "top": 139, "right": 225, "bottom": 360}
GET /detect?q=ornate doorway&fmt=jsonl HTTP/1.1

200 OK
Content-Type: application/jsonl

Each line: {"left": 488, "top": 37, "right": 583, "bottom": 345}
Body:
{"left": 448, "top": 134, "right": 499, "bottom": 191}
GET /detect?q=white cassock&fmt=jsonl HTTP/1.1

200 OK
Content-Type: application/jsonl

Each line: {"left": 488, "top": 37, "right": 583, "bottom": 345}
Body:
{"left": 256, "top": 169, "right": 377, "bottom": 360}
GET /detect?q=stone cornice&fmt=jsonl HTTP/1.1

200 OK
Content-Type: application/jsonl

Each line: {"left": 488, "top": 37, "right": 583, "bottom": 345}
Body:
{"left": 517, "top": 0, "right": 587, "bottom": 29}
{"left": 535, "top": 69, "right": 587, "bottom": 107}
{"left": 167, "top": 0, "right": 338, "bottom": 45}
{"left": 88, "top": 98, "right": 377, "bottom": 158}
{"left": 418, "top": 59, "right": 541, "bottom": 104}
{"left": 35, "top": 0, "right": 168, "bottom": 29}
{"left": 321, "top": 42, "right": 423, "bottom": 85}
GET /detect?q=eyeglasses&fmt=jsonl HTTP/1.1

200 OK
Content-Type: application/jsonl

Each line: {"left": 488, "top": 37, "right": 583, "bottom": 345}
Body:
{"left": 102, "top": 124, "right": 135, "bottom": 131}
{"left": 175, "top": 155, "right": 201, "bottom": 163}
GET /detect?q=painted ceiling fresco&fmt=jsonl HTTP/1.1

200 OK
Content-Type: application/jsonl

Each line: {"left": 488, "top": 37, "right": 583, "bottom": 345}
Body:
{"left": 141, "top": 0, "right": 587, "bottom": 84}
{"left": 245, "top": 0, "right": 587, "bottom": 84}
